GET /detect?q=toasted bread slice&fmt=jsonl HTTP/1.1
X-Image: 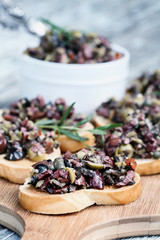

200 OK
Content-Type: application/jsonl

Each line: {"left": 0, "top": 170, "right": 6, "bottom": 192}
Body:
{"left": 19, "top": 173, "right": 141, "bottom": 214}
{"left": 57, "top": 122, "right": 95, "bottom": 152}
{"left": 0, "top": 148, "right": 61, "bottom": 184}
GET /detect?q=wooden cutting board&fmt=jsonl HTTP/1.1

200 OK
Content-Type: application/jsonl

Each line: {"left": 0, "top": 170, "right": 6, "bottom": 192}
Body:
{"left": 1, "top": 175, "right": 160, "bottom": 240}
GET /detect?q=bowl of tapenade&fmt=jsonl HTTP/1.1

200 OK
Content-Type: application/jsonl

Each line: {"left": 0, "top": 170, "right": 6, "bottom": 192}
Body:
{"left": 19, "top": 20, "right": 130, "bottom": 114}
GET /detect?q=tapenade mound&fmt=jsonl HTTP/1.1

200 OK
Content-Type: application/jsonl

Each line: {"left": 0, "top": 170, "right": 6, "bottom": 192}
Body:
{"left": 0, "top": 118, "right": 61, "bottom": 183}
{"left": 93, "top": 70, "right": 160, "bottom": 175}
{"left": 2, "top": 96, "right": 95, "bottom": 153}
{"left": 24, "top": 19, "right": 123, "bottom": 64}
{"left": 19, "top": 149, "right": 141, "bottom": 214}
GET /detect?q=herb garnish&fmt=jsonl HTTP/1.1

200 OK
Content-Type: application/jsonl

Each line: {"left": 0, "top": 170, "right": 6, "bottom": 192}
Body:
{"left": 35, "top": 102, "right": 122, "bottom": 147}
{"left": 41, "top": 18, "right": 74, "bottom": 43}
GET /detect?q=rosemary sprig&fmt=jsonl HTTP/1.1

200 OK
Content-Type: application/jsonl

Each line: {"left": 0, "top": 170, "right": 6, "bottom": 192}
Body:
{"left": 41, "top": 18, "right": 73, "bottom": 43}
{"left": 35, "top": 102, "right": 122, "bottom": 147}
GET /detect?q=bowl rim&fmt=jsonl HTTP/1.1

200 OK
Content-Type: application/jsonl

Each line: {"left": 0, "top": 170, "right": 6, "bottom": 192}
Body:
{"left": 21, "top": 43, "right": 130, "bottom": 69}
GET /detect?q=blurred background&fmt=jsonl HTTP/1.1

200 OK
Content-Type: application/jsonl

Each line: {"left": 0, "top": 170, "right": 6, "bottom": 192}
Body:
{"left": 0, "top": 1, "right": 160, "bottom": 239}
{"left": 0, "top": 0, "right": 160, "bottom": 106}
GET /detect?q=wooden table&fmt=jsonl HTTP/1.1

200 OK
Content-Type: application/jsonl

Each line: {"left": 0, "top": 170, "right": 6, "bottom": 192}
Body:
{"left": 1, "top": 175, "right": 160, "bottom": 240}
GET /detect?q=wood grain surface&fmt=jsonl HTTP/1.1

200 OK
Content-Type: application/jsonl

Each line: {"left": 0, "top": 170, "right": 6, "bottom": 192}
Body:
{"left": 0, "top": 175, "right": 160, "bottom": 240}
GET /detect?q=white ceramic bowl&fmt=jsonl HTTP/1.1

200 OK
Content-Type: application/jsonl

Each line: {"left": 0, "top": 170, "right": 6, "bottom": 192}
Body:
{"left": 19, "top": 44, "right": 130, "bottom": 114}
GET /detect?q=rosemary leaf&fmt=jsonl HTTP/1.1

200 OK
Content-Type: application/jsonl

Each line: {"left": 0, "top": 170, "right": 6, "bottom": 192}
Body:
{"left": 58, "top": 102, "right": 75, "bottom": 125}
{"left": 60, "top": 129, "right": 88, "bottom": 142}
{"left": 73, "top": 115, "right": 93, "bottom": 127}
{"left": 88, "top": 129, "right": 107, "bottom": 135}
{"left": 95, "top": 123, "right": 122, "bottom": 131}
{"left": 97, "top": 135, "right": 105, "bottom": 147}
{"left": 74, "top": 131, "right": 90, "bottom": 148}
{"left": 41, "top": 18, "right": 66, "bottom": 34}
{"left": 41, "top": 18, "right": 73, "bottom": 43}
{"left": 35, "top": 119, "right": 57, "bottom": 126}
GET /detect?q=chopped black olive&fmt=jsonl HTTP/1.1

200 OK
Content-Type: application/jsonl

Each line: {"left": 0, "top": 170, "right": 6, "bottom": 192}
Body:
{"left": 35, "top": 164, "right": 49, "bottom": 173}
{"left": 5, "top": 150, "right": 25, "bottom": 161}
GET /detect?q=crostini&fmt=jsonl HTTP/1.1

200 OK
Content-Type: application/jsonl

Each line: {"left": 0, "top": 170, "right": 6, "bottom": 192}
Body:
{"left": 2, "top": 96, "right": 95, "bottom": 153}
{"left": 19, "top": 149, "right": 141, "bottom": 214}
{"left": 93, "top": 79, "right": 160, "bottom": 176}
{"left": 0, "top": 119, "right": 61, "bottom": 183}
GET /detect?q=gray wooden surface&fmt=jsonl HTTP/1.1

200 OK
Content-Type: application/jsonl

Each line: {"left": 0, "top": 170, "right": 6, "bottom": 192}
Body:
{"left": 0, "top": 0, "right": 160, "bottom": 239}
{"left": 0, "top": 0, "right": 160, "bottom": 107}
{"left": 0, "top": 225, "right": 20, "bottom": 240}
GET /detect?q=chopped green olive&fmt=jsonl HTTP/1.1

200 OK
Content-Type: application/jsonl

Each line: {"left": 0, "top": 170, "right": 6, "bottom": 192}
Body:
{"left": 65, "top": 167, "right": 76, "bottom": 183}
{"left": 27, "top": 148, "right": 45, "bottom": 162}
{"left": 77, "top": 150, "right": 86, "bottom": 159}
{"left": 126, "top": 131, "right": 137, "bottom": 138}
{"left": 35, "top": 180, "right": 44, "bottom": 188}
{"left": 121, "top": 108, "right": 134, "bottom": 122}
{"left": 115, "top": 144, "right": 133, "bottom": 158}
{"left": 53, "top": 157, "right": 65, "bottom": 169}
{"left": 131, "top": 138, "right": 143, "bottom": 144}
{"left": 86, "top": 161, "right": 104, "bottom": 170}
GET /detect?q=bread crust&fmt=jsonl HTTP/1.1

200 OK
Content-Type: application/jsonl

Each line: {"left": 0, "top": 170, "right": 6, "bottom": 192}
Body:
{"left": 92, "top": 113, "right": 111, "bottom": 127}
{"left": 136, "top": 158, "right": 160, "bottom": 176}
{"left": 0, "top": 148, "right": 61, "bottom": 184}
{"left": 57, "top": 122, "right": 95, "bottom": 152}
{"left": 18, "top": 173, "right": 141, "bottom": 214}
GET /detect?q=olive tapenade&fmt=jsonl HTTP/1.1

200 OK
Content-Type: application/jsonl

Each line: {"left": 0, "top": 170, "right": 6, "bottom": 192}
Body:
{"left": 29, "top": 148, "right": 136, "bottom": 194}
{"left": 0, "top": 118, "right": 59, "bottom": 161}
{"left": 3, "top": 96, "right": 85, "bottom": 127}
{"left": 127, "top": 69, "right": 160, "bottom": 99}
{"left": 24, "top": 22, "right": 123, "bottom": 64}
{"left": 3, "top": 96, "right": 74, "bottom": 122}
{"left": 96, "top": 70, "right": 160, "bottom": 160}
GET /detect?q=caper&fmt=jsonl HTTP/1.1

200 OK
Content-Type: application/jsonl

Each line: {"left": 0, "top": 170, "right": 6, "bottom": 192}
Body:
{"left": 65, "top": 167, "right": 76, "bottom": 184}
{"left": 86, "top": 161, "right": 104, "bottom": 170}
{"left": 115, "top": 144, "right": 133, "bottom": 158}
{"left": 53, "top": 157, "right": 65, "bottom": 169}
{"left": 153, "top": 152, "right": 160, "bottom": 159}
